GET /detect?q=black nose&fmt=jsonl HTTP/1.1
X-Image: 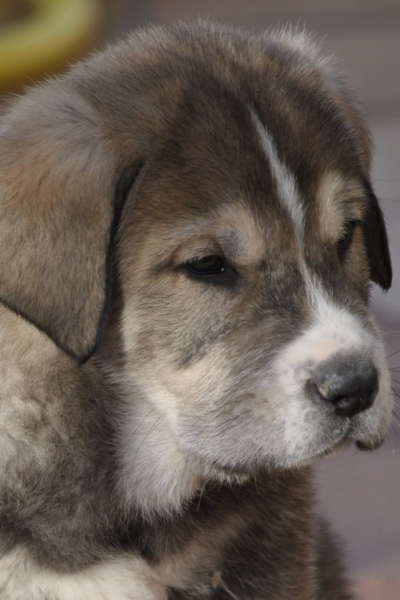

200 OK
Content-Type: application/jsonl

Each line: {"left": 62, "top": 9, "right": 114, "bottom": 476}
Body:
{"left": 309, "top": 355, "right": 379, "bottom": 418}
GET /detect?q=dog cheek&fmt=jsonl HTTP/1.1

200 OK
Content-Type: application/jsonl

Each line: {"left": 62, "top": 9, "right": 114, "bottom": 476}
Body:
{"left": 258, "top": 375, "right": 337, "bottom": 465}
{"left": 166, "top": 346, "right": 312, "bottom": 471}
{"left": 168, "top": 329, "right": 316, "bottom": 469}
{"left": 122, "top": 300, "right": 231, "bottom": 428}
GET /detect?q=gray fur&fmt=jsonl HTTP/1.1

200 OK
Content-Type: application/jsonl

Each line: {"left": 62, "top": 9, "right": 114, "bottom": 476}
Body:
{"left": 0, "top": 20, "right": 392, "bottom": 600}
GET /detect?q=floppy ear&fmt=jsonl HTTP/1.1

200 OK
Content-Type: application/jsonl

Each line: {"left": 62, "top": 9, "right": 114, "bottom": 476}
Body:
{"left": 362, "top": 181, "right": 392, "bottom": 291}
{"left": 0, "top": 86, "right": 137, "bottom": 363}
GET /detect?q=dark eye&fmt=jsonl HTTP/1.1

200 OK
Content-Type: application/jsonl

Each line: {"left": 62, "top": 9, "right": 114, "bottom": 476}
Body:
{"left": 338, "top": 220, "right": 358, "bottom": 260}
{"left": 184, "top": 255, "right": 235, "bottom": 285}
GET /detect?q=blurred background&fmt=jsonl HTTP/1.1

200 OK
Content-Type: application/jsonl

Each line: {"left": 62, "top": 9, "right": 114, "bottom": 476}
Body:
{"left": 1, "top": 1, "right": 399, "bottom": 598}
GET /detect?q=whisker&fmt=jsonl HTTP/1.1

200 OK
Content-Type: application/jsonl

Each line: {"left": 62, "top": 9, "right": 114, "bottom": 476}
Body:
{"left": 196, "top": 480, "right": 207, "bottom": 513}
{"left": 390, "top": 411, "right": 400, "bottom": 427}
{"left": 132, "top": 414, "right": 164, "bottom": 466}
{"left": 386, "top": 430, "right": 395, "bottom": 455}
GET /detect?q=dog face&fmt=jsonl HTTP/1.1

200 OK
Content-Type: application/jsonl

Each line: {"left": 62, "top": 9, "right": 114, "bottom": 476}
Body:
{"left": 117, "top": 100, "right": 392, "bottom": 504}
{"left": 0, "top": 22, "right": 392, "bottom": 514}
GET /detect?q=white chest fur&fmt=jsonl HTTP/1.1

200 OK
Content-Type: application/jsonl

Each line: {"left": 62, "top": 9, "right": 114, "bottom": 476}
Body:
{"left": 0, "top": 548, "right": 169, "bottom": 600}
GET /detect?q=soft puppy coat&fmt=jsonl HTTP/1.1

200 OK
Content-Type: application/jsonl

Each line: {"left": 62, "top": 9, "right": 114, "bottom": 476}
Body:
{"left": 0, "top": 20, "right": 393, "bottom": 600}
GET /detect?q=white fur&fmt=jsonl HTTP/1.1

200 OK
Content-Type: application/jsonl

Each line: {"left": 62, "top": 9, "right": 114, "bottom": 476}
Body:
{"left": 250, "top": 109, "right": 305, "bottom": 237}
{"left": 0, "top": 547, "right": 166, "bottom": 600}
{"left": 117, "top": 391, "right": 202, "bottom": 515}
{"left": 268, "top": 298, "right": 391, "bottom": 465}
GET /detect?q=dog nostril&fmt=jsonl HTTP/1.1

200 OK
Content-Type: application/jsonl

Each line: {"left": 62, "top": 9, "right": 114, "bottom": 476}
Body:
{"left": 310, "top": 357, "right": 379, "bottom": 419}
{"left": 320, "top": 387, "right": 376, "bottom": 418}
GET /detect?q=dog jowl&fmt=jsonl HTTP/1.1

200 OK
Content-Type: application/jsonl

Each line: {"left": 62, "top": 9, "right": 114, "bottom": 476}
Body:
{"left": 0, "top": 20, "right": 393, "bottom": 600}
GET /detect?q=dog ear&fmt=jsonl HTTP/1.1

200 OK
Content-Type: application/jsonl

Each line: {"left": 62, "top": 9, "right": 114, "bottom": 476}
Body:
{"left": 0, "top": 87, "right": 137, "bottom": 363}
{"left": 362, "top": 182, "right": 392, "bottom": 291}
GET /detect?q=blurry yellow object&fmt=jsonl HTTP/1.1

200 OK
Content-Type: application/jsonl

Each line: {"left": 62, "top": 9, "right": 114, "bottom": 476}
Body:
{"left": 0, "top": 0, "right": 102, "bottom": 90}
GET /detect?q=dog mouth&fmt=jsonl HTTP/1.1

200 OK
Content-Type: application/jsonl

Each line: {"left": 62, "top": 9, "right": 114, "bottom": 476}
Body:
{"left": 355, "top": 438, "right": 385, "bottom": 452}
{"left": 321, "top": 418, "right": 386, "bottom": 456}
{"left": 347, "top": 413, "right": 388, "bottom": 452}
{"left": 178, "top": 401, "right": 387, "bottom": 478}
{"left": 291, "top": 418, "right": 383, "bottom": 466}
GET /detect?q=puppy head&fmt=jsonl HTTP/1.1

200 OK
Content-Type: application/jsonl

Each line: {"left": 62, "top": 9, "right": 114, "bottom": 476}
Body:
{"left": 0, "top": 22, "right": 393, "bottom": 509}
{"left": 118, "top": 102, "right": 392, "bottom": 477}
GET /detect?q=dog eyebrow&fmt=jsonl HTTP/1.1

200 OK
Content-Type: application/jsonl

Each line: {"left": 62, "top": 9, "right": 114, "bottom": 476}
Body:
{"left": 249, "top": 107, "right": 304, "bottom": 238}
{"left": 317, "top": 171, "right": 366, "bottom": 240}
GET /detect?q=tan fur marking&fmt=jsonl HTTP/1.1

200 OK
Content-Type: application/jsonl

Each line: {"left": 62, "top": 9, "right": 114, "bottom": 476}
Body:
{"left": 317, "top": 172, "right": 366, "bottom": 240}
{"left": 215, "top": 203, "right": 266, "bottom": 264}
{"left": 134, "top": 202, "right": 266, "bottom": 274}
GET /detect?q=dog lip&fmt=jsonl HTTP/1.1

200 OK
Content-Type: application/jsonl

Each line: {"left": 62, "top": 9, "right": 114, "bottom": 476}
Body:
{"left": 321, "top": 421, "right": 385, "bottom": 455}
{"left": 355, "top": 438, "right": 385, "bottom": 452}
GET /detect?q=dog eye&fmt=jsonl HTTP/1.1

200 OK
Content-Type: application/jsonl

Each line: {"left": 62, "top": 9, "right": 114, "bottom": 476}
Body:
{"left": 184, "top": 255, "right": 235, "bottom": 284}
{"left": 337, "top": 220, "right": 358, "bottom": 260}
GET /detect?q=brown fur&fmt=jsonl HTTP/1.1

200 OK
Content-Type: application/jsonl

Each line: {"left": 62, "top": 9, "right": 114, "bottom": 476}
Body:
{"left": 0, "top": 20, "right": 392, "bottom": 600}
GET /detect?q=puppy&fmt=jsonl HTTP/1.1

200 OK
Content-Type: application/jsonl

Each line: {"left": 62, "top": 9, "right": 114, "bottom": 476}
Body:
{"left": 0, "top": 20, "right": 392, "bottom": 600}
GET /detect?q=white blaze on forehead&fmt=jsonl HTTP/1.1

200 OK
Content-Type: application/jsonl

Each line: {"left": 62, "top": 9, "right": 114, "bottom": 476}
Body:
{"left": 250, "top": 108, "right": 304, "bottom": 237}
{"left": 250, "top": 108, "right": 325, "bottom": 310}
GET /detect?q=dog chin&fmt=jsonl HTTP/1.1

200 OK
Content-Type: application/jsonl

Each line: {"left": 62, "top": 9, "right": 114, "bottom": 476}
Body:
{"left": 272, "top": 430, "right": 355, "bottom": 470}
{"left": 189, "top": 436, "right": 354, "bottom": 480}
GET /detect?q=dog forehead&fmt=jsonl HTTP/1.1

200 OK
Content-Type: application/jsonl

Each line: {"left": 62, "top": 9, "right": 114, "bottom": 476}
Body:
{"left": 129, "top": 141, "right": 356, "bottom": 268}
{"left": 120, "top": 55, "right": 372, "bottom": 264}
{"left": 215, "top": 203, "right": 267, "bottom": 261}
{"left": 127, "top": 194, "right": 269, "bottom": 268}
